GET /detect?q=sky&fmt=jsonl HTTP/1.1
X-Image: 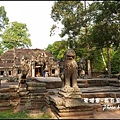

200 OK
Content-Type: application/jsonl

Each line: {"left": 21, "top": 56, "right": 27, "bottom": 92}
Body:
{"left": 0, "top": 1, "right": 92, "bottom": 50}
{"left": 0, "top": 1, "right": 61, "bottom": 49}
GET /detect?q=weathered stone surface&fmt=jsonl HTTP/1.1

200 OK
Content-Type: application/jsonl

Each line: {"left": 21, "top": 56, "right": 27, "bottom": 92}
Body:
{"left": 0, "top": 93, "right": 11, "bottom": 100}
{"left": 9, "top": 85, "right": 19, "bottom": 89}
{"left": 49, "top": 95, "right": 94, "bottom": 119}
{"left": 60, "top": 49, "right": 79, "bottom": 89}
{"left": 28, "top": 93, "right": 46, "bottom": 96}
{"left": 10, "top": 100, "right": 19, "bottom": 107}
{"left": 0, "top": 88, "right": 16, "bottom": 93}
{"left": 0, "top": 106, "right": 13, "bottom": 111}
{"left": 59, "top": 110, "right": 93, "bottom": 117}
{"left": 27, "top": 86, "right": 46, "bottom": 91}
{"left": 18, "top": 91, "right": 29, "bottom": 96}
{"left": 18, "top": 87, "right": 27, "bottom": 92}
{"left": 59, "top": 91, "right": 82, "bottom": 98}
{"left": 59, "top": 105, "right": 93, "bottom": 112}
{"left": 0, "top": 102, "right": 11, "bottom": 107}
{"left": 63, "top": 98, "right": 84, "bottom": 107}
{"left": 49, "top": 95, "right": 63, "bottom": 106}
{"left": 27, "top": 82, "right": 46, "bottom": 87}
{"left": 58, "top": 86, "right": 82, "bottom": 99}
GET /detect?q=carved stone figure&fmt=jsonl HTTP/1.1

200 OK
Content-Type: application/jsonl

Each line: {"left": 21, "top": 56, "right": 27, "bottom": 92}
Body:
{"left": 18, "top": 57, "right": 30, "bottom": 87}
{"left": 60, "top": 49, "right": 79, "bottom": 91}
{"left": 79, "top": 58, "right": 86, "bottom": 78}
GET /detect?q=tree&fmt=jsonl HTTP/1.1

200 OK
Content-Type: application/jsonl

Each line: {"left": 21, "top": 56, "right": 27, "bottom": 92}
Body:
{"left": 0, "top": 6, "right": 9, "bottom": 33}
{"left": 111, "top": 47, "right": 120, "bottom": 74}
{"left": 0, "top": 6, "right": 9, "bottom": 55}
{"left": 1, "top": 21, "right": 32, "bottom": 50}
{"left": 87, "top": 1, "right": 120, "bottom": 77}
{"left": 46, "top": 40, "right": 68, "bottom": 60}
{"left": 50, "top": 1, "right": 94, "bottom": 77}
{"left": 50, "top": 1, "right": 85, "bottom": 45}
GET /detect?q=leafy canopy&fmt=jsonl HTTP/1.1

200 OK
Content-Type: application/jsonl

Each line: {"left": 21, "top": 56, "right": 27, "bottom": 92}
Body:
{"left": 0, "top": 6, "right": 9, "bottom": 32}
{"left": 2, "top": 21, "right": 32, "bottom": 50}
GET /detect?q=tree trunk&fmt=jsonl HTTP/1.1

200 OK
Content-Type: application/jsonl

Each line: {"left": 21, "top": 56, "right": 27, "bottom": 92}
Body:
{"left": 107, "top": 47, "right": 111, "bottom": 78}
{"left": 87, "top": 59, "right": 92, "bottom": 78}
{"left": 101, "top": 49, "right": 107, "bottom": 71}
{"left": 84, "top": 1, "right": 92, "bottom": 78}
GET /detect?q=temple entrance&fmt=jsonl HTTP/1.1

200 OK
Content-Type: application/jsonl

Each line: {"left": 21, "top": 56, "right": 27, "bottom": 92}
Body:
{"left": 35, "top": 67, "right": 41, "bottom": 77}
{"left": 35, "top": 62, "right": 46, "bottom": 77}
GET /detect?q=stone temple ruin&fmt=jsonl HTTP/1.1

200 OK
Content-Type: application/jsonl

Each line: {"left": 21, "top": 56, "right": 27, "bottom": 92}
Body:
{"left": 0, "top": 48, "right": 59, "bottom": 78}
{"left": 0, "top": 48, "right": 120, "bottom": 119}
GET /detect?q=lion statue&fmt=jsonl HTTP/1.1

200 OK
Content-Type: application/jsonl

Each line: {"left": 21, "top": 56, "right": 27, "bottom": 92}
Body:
{"left": 60, "top": 49, "right": 79, "bottom": 90}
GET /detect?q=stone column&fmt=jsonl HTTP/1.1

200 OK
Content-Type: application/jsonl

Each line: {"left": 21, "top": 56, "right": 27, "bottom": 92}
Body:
{"left": 32, "top": 62, "right": 35, "bottom": 77}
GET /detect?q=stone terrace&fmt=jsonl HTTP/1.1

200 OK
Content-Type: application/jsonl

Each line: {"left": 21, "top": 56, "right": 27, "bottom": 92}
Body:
{"left": 0, "top": 77, "right": 120, "bottom": 119}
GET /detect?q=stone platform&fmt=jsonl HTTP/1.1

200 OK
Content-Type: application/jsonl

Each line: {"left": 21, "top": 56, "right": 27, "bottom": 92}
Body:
{"left": 33, "top": 77, "right": 119, "bottom": 119}
{"left": 1, "top": 77, "right": 120, "bottom": 119}
{"left": 30, "top": 77, "right": 119, "bottom": 88}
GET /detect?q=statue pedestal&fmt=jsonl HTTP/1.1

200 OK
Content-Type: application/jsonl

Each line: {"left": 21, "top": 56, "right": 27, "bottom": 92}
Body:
{"left": 58, "top": 86, "right": 83, "bottom": 107}
{"left": 47, "top": 87, "right": 94, "bottom": 119}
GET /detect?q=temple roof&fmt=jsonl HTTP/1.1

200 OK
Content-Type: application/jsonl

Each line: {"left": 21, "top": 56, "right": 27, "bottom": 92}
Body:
{"left": 0, "top": 48, "right": 54, "bottom": 68}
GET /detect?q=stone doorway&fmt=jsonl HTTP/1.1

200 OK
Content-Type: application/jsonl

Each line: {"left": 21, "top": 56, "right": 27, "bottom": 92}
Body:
{"left": 35, "top": 66, "right": 43, "bottom": 77}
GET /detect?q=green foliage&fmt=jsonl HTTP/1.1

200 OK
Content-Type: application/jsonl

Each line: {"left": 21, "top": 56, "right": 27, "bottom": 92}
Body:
{"left": 50, "top": 1, "right": 85, "bottom": 44}
{"left": 0, "top": 110, "right": 51, "bottom": 119}
{"left": 0, "top": 6, "right": 9, "bottom": 55}
{"left": 0, "top": 42, "right": 4, "bottom": 55}
{"left": 1, "top": 21, "right": 32, "bottom": 50}
{"left": 0, "top": 110, "right": 29, "bottom": 119}
{"left": 0, "top": 6, "right": 9, "bottom": 32}
{"left": 111, "top": 47, "right": 120, "bottom": 74}
{"left": 88, "top": 1, "right": 120, "bottom": 49}
{"left": 50, "top": 1, "right": 120, "bottom": 73}
{"left": 46, "top": 40, "right": 68, "bottom": 60}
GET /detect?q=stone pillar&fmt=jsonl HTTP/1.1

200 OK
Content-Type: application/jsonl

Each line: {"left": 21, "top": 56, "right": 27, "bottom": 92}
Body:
{"left": 32, "top": 62, "right": 35, "bottom": 77}
{"left": 12, "top": 67, "right": 18, "bottom": 77}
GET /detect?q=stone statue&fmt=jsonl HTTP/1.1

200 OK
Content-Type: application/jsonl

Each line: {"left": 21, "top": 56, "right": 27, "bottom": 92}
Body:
{"left": 79, "top": 58, "right": 86, "bottom": 78}
{"left": 60, "top": 49, "right": 79, "bottom": 91}
{"left": 18, "top": 57, "right": 30, "bottom": 87}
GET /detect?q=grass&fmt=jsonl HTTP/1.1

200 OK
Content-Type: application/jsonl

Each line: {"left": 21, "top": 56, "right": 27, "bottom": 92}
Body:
{"left": 0, "top": 110, "right": 51, "bottom": 119}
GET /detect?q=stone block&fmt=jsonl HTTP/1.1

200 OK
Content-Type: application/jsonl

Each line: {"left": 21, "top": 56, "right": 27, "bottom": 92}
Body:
{"left": 27, "top": 86, "right": 46, "bottom": 91}
{"left": 0, "top": 106, "right": 13, "bottom": 111}
{"left": 0, "top": 93, "right": 11, "bottom": 100}
{"left": 63, "top": 98, "right": 84, "bottom": 107}
{"left": 0, "top": 88, "right": 16, "bottom": 93}
{"left": 27, "top": 82, "right": 46, "bottom": 87}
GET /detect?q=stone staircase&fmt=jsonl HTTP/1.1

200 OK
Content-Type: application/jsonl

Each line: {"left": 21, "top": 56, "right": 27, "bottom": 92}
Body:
{"left": 108, "top": 79, "right": 120, "bottom": 87}
{"left": 77, "top": 78, "right": 109, "bottom": 88}
{"left": 17, "top": 81, "right": 47, "bottom": 111}
{"left": 0, "top": 86, "right": 19, "bottom": 111}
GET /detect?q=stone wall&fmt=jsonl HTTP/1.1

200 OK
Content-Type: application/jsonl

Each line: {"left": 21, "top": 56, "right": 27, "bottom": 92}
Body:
{"left": 0, "top": 79, "right": 47, "bottom": 113}
{"left": 0, "top": 86, "right": 19, "bottom": 111}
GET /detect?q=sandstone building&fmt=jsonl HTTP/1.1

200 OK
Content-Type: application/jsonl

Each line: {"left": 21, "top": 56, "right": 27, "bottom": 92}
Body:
{"left": 0, "top": 48, "right": 60, "bottom": 77}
